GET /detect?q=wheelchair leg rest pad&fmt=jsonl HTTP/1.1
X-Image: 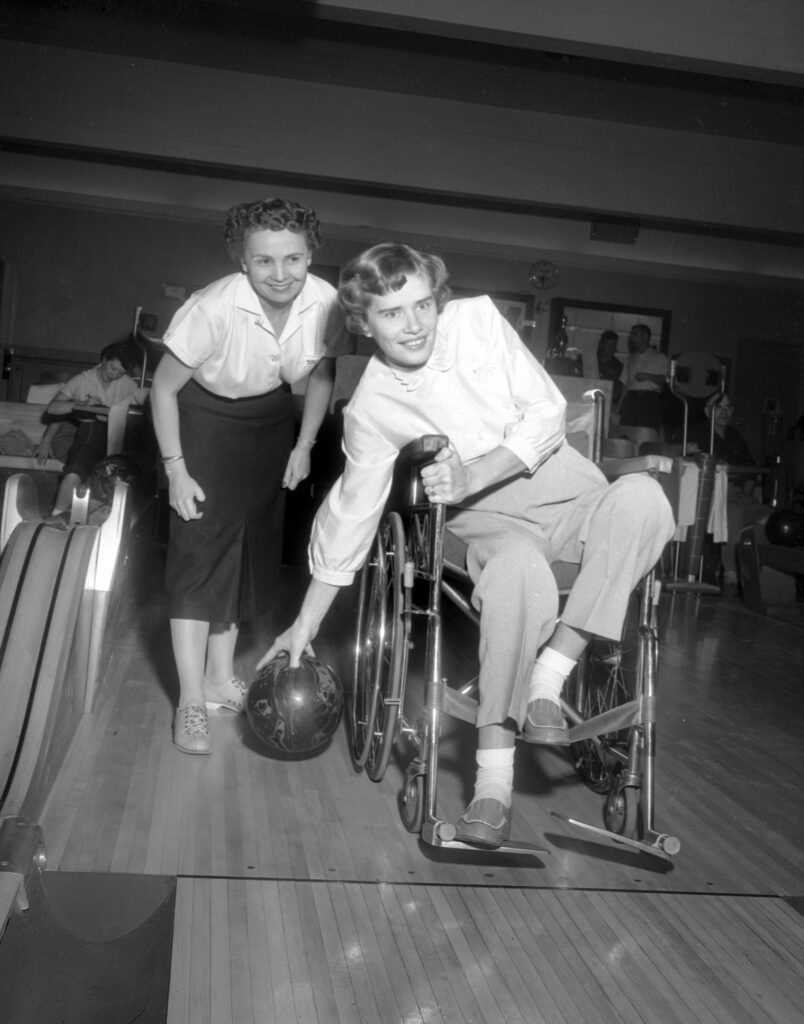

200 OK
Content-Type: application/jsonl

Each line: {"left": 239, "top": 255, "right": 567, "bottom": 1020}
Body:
{"left": 441, "top": 687, "right": 478, "bottom": 725}
{"left": 552, "top": 812, "right": 680, "bottom": 861}
{"left": 435, "top": 838, "right": 550, "bottom": 856}
{"left": 565, "top": 698, "right": 643, "bottom": 744}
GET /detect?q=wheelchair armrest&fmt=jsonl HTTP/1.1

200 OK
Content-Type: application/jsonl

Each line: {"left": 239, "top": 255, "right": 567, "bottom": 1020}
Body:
{"left": 600, "top": 454, "right": 673, "bottom": 479}
{"left": 398, "top": 434, "right": 450, "bottom": 468}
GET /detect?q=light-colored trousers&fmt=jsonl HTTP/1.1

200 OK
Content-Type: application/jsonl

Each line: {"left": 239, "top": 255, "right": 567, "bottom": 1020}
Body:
{"left": 446, "top": 444, "right": 676, "bottom": 728}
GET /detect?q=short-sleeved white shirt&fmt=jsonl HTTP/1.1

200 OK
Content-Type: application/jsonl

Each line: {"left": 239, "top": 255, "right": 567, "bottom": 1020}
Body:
{"left": 625, "top": 347, "right": 669, "bottom": 392}
{"left": 59, "top": 365, "right": 144, "bottom": 408}
{"left": 309, "top": 295, "right": 569, "bottom": 586}
{"left": 163, "top": 272, "right": 350, "bottom": 399}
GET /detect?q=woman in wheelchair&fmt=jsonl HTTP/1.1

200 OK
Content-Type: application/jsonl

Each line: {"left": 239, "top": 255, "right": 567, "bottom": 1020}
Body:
{"left": 259, "top": 243, "right": 676, "bottom": 851}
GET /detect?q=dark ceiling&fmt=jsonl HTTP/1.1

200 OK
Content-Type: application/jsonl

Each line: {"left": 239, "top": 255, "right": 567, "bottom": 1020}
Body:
{"left": 3, "top": 0, "right": 802, "bottom": 146}
{"left": 1, "top": 0, "right": 802, "bottom": 281}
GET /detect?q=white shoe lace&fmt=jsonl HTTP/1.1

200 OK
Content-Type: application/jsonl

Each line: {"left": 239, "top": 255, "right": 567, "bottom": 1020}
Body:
{"left": 178, "top": 704, "right": 209, "bottom": 736}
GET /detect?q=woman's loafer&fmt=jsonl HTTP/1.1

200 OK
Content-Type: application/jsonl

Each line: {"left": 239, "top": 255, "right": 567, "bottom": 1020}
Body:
{"left": 523, "top": 699, "right": 570, "bottom": 745}
{"left": 174, "top": 704, "right": 211, "bottom": 754}
{"left": 204, "top": 676, "right": 248, "bottom": 713}
{"left": 454, "top": 798, "right": 512, "bottom": 849}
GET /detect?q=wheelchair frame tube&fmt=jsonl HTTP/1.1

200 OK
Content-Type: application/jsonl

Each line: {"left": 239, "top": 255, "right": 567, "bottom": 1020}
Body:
{"left": 638, "top": 570, "right": 658, "bottom": 832}
{"left": 635, "top": 573, "right": 659, "bottom": 835}
{"left": 422, "top": 500, "right": 448, "bottom": 830}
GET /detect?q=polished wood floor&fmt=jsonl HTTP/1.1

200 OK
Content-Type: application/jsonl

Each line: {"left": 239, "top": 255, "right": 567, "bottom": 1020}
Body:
{"left": 38, "top": 550, "right": 804, "bottom": 1024}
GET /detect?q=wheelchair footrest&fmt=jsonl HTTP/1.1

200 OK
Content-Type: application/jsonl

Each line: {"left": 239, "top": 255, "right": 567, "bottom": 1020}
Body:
{"left": 421, "top": 818, "right": 548, "bottom": 856}
{"left": 551, "top": 812, "right": 680, "bottom": 861}
{"left": 437, "top": 838, "right": 549, "bottom": 856}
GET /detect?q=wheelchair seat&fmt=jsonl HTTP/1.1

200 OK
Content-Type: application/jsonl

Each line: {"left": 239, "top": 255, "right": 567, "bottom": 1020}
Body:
{"left": 442, "top": 527, "right": 582, "bottom": 593}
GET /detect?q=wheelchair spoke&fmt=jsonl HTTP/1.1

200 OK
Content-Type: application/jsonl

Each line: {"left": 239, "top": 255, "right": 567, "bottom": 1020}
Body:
{"left": 567, "top": 587, "right": 641, "bottom": 794}
{"left": 350, "top": 512, "right": 409, "bottom": 781}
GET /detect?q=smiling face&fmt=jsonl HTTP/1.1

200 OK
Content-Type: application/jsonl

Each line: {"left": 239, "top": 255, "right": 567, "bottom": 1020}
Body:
{"left": 361, "top": 272, "right": 440, "bottom": 371}
{"left": 240, "top": 227, "right": 312, "bottom": 310}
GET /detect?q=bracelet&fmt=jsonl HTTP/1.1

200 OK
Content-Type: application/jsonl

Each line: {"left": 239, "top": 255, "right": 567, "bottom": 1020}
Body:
{"left": 161, "top": 454, "right": 184, "bottom": 465}
{"left": 296, "top": 438, "right": 316, "bottom": 449}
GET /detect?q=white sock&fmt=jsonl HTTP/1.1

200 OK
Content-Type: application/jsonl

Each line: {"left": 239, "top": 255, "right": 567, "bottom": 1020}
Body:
{"left": 528, "top": 647, "right": 577, "bottom": 705}
{"left": 472, "top": 746, "right": 515, "bottom": 807}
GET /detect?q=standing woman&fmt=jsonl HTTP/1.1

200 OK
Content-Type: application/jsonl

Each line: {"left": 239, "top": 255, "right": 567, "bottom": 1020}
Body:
{"left": 151, "top": 197, "right": 350, "bottom": 754}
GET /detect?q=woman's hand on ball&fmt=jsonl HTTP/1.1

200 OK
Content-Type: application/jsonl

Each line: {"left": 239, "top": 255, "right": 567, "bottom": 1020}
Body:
{"left": 257, "top": 581, "right": 339, "bottom": 671}
{"left": 256, "top": 620, "right": 315, "bottom": 670}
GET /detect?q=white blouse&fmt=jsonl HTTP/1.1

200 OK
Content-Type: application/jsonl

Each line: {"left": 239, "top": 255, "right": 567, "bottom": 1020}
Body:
{"left": 164, "top": 272, "right": 350, "bottom": 398}
{"left": 309, "top": 295, "right": 568, "bottom": 586}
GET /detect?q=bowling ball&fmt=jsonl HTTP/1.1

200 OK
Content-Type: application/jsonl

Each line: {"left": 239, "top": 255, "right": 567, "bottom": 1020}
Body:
{"left": 88, "top": 454, "right": 145, "bottom": 505}
{"left": 764, "top": 508, "right": 804, "bottom": 548}
{"left": 246, "top": 652, "right": 343, "bottom": 755}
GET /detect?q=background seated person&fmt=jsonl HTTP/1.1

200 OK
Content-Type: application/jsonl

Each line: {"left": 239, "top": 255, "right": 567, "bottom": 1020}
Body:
{"left": 687, "top": 393, "right": 769, "bottom": 585}
{"left": 259, "top": 243, "right": 675, "bottom": 850}
{"left": 37, "top": 340, "right": 147, "bottom": 514}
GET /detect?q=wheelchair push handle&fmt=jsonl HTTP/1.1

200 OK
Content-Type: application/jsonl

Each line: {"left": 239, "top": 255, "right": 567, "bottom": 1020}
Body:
{"left": 398, "top": 434, "right": 450, "bottom": 468}
{"left": 387, "top": 435, "right": 450, "bottom": 513}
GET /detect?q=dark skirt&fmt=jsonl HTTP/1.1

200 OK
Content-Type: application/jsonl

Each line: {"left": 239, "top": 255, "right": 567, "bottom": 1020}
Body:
{"left": 165, "top": 380, "right": 294, "bottom": 622}
{"left": 619, "top": 390, "right": 663, "bottom": 433}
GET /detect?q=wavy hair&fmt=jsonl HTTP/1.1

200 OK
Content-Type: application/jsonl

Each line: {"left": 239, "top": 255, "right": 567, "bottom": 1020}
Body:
{"left": 223, "top": 197, "right": 322, "bottom": 260}
{"left": 338, "top": 243, "right": 451, "bottom": 333}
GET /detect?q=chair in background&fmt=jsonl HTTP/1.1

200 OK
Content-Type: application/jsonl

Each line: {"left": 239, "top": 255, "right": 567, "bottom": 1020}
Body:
{"left": 739, "top": 518, "right": 804, "bottom": 622}
{"left": 132, "top": 294, "right": 181, "bottom": 386}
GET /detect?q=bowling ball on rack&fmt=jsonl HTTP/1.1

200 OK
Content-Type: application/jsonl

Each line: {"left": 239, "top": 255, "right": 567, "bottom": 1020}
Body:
{"left": 246, "top": 652, "right": 343, "bottom": 755}
{"left": 764, "top": 508, "right": 804, "bottom": 548}
{"left": 88, "top": 454, "right": 146, "bottom": 505}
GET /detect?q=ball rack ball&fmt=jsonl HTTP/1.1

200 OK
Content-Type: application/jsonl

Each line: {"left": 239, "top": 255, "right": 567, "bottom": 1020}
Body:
{"left": 765, "top": 508, "right": 804, "bottom": 548}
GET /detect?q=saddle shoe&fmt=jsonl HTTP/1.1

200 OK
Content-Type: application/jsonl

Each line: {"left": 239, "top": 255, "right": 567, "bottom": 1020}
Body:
{"left": 204, "top": 676, "right": 248, "bottom": 713}
{"left": 454, "top": 798, "right": 512, "bottom": 850}
{"left": 174, "top": 704, "right": 211, "bottom": 755}
{"left": 523, "top": 698, "right": 570, "bottom": 745}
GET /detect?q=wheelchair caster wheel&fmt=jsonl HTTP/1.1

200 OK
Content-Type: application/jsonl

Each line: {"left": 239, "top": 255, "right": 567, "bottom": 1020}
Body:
{"left": 604, "top": 779, "right": 640, "bottom": 840}
{"left": 399, "top": 771, "right": 425, "bottom": 834}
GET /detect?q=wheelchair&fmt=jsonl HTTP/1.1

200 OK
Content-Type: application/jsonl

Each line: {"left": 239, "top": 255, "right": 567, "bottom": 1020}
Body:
{"left": 349, "top": 396, "right": 681, "bottom": 862}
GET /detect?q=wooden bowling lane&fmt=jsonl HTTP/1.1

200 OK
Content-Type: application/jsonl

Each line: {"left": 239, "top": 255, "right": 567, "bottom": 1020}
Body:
{"left": 166, "top": 879, "right": 804, "bottom": 1024}
{"left": 34, "top": 563, "right": 804, "bottom": 1023}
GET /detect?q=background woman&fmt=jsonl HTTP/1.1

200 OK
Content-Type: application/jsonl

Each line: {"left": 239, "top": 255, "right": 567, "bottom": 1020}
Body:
{"left": 151, "top": 196, "right": 350, "bottom": 754}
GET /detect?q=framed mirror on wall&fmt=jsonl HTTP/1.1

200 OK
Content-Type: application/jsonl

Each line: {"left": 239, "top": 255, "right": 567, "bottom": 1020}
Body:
{"left": 548, "top": 298, "right": 672, "bottom": 380}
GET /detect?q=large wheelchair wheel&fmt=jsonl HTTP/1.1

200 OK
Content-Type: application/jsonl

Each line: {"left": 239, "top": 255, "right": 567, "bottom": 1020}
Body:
{"left": 567, "top": 586, "right": 643, "bottom": 793}
{"left": 350, "top": 511, "right": 409, "bottom": 781}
